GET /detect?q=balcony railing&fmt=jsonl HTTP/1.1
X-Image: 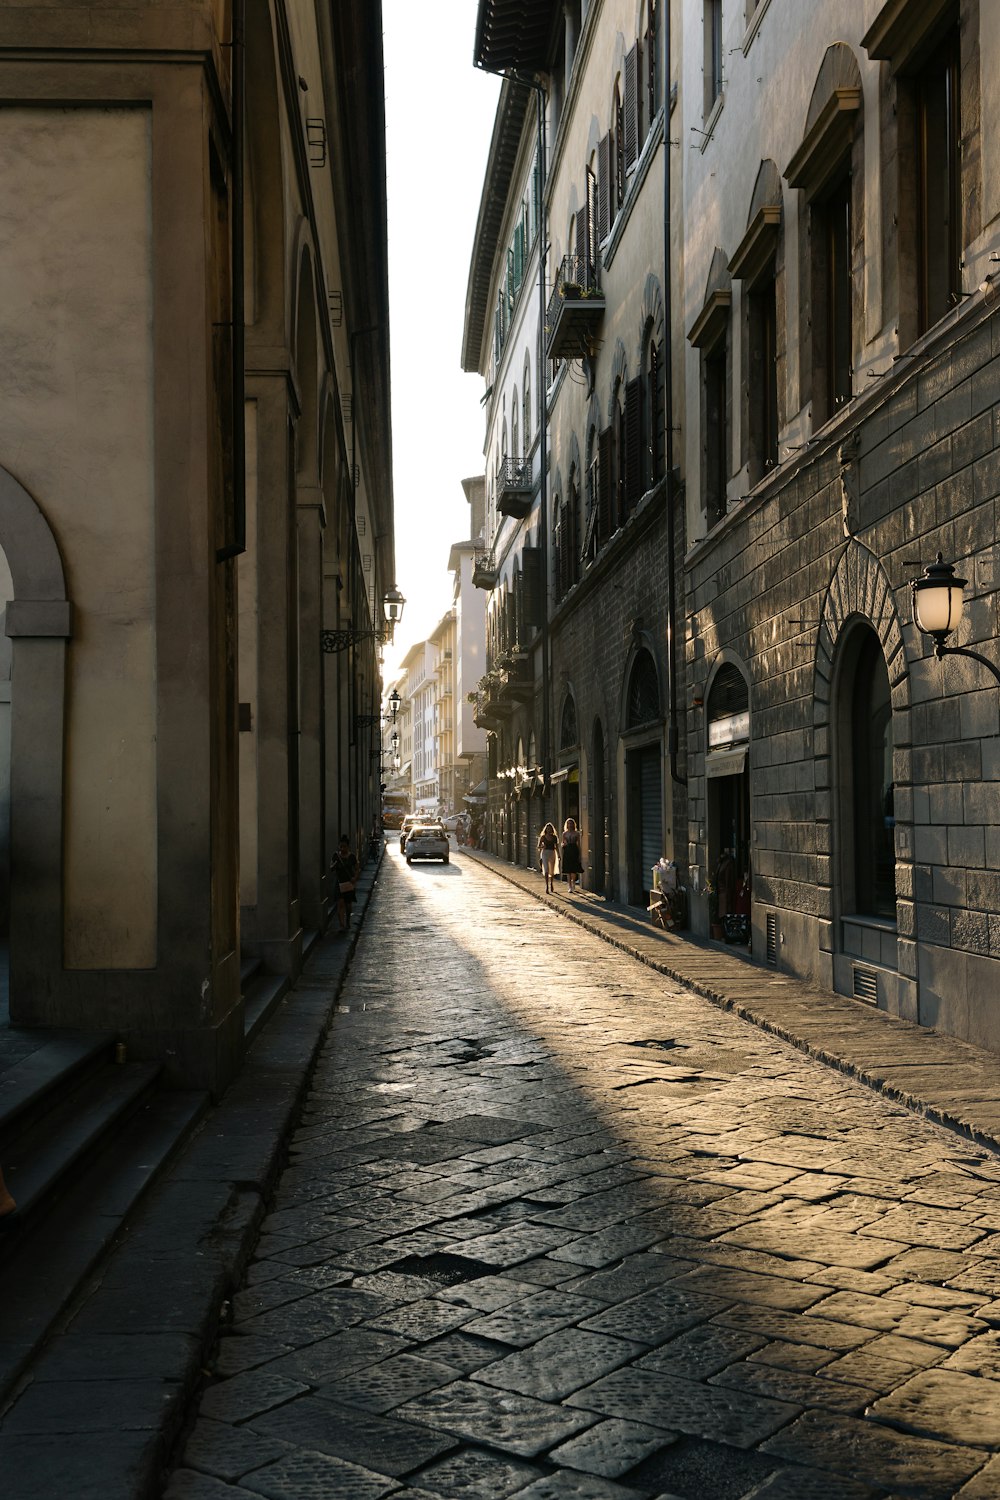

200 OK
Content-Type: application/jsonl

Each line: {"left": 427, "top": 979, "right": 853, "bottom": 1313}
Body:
{"left": 497, "top": 651, "right": 533, "bottom": 705}
{"left": 545, "top": 253, "right": 605, "bottom": 360}
{"left": 496, "top": 457, "right": 533, "bottom": 519}
{"left": 472, "top": 552, "right": 498, "bottom": 590}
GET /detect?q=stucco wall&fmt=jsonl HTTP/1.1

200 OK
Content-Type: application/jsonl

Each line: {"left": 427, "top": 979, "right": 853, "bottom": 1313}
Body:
{"left": 0, "top": 106, "right": 157, "bottom": 969}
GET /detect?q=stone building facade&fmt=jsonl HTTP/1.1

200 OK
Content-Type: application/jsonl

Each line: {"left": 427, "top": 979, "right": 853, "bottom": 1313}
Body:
{"left": 467, "top": 0, "right": 687, "bottom": 905}
{"left": 0, "top": 0, "right": 394, "bottom": 1091}
{"left": 679, "top": 0, "right": 1000, "bottom": 1049}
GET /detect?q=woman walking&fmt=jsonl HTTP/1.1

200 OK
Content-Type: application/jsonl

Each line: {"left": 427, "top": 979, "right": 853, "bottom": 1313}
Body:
{"left": 332, "top": 835, "right": 360, "bottom": 934}
{"left": 560, "top": 817, "right": 583, "bottom": 894}
{"left": 537, "top": 822, "right": 559, "bottom": 894}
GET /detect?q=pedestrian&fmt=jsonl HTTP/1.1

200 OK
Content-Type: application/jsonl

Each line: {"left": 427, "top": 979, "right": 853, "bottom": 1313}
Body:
{"left": 537, "top": 821, "right": 559, "bottom": 894}
{"left": 560, "top": 817, "right": 583, "bottom": 894}
{"left": 332, "top": 835, "right": 360, "bottom": 934}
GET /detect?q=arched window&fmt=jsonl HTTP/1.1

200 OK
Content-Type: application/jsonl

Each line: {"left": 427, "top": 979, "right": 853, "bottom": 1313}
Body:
{"left": 511, "top": 388, "right": 519, "bottom": 460}
{"left": 612, "top": 377, "right": 625, "bottom": 530}
{"left": 642, "top": 319, "right": 663, "bottom": 490}
{"left": 523, "top": 360, "right": 531, "bottom": 450}
{"left": 627, "top": 650, "right": 660, "bottom": 728}
{"left": 501, "top": 419, "right": 508, "bottom": 460}
{"left": 613, "top": 80, "right": 625, "bottom": 217}
{"left": 560, "top": 694, "right": 578, "bottom": 750}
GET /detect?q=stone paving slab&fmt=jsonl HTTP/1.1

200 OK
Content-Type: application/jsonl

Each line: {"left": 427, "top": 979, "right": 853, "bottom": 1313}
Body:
{"left": 464, "top": 848, "right": 1000, "bottom": 1159}
{"left": 44, "top": 841, "right": 1000, "bottom": 1500}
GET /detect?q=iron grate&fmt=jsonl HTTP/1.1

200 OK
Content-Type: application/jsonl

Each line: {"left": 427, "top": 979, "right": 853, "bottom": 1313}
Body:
{"left": 765, "top": 912, "right": 777, "bottom": 965}
{"left": 853, "top": 966, "right": 878, "bottom": 1003}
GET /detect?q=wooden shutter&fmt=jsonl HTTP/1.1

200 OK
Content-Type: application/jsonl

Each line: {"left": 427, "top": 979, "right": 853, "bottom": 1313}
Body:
{"left": 624, "top": 45, "right": 639, "bottom": 170}
{"left": 597, "top": 132, "right": 611, "bottom": 243}
{"left": 598, "top": 426, "right": 613, "bottom": 542}
{"left": 568, "top": 488, "right": 579, "bottom": 584}
{"left": 575, "top": 210, "right": 588, "bottom": 289}
{"left": 624, "top": 377, "right": 642, "bottom": 516}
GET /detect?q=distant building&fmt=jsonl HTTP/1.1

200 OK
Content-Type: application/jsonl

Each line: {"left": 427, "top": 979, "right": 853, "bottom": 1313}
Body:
{"left": 466, "top": 0, "right": 684, "bottom": 901}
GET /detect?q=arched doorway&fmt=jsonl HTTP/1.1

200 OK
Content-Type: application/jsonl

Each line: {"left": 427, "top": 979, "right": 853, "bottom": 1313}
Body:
{"left": 624, "top": 650, "right": 663, "bottom": 906}
{"left": 835, "top": 622, "right": 897, "bottom": 926}
{"left": 552, "top": 693, "right": 580, "bottom": 832}
{"left": 0, "top": 466, "right": 71, "bottom": 1019}
{"left": 592, "top": 718, "right": 607, "bottom": 896}
{"left": 705, "top": 661, "right": 751, "bottom": 941}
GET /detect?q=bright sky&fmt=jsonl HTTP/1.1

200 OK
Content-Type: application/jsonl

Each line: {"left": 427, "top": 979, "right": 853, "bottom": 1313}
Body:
{"left": 380, "top": 0, "right": 500, "bottom": 683}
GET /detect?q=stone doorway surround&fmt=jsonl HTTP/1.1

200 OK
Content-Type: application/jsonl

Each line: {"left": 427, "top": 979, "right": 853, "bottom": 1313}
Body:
{"left": 814, "top": 539, "right": 916, "bottom": 1018}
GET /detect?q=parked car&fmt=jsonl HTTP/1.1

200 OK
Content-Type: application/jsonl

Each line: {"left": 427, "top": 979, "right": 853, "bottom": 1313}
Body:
{"left": 405, "top": 823, "right": 449, "bottom": 864}
{"left": 399, "top": 814, "right": 421, "bottom": 852}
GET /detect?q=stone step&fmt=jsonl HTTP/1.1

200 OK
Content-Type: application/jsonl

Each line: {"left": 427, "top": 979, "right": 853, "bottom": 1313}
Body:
{"left": 0, "top": 1084, "right": 207, "bottom": 1406}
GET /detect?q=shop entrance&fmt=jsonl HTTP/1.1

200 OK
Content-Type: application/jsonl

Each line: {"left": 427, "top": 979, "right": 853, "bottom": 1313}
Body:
{"left": 627, "top": 743, "right": 662, "bottom": 906}
{"left": 705, "top": 664, "right": 751, "bottom": 943}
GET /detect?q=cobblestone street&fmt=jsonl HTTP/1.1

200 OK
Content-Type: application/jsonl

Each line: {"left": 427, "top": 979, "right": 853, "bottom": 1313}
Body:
{"left": 165, "top": 846, "right": 1000, "bottom": 1500}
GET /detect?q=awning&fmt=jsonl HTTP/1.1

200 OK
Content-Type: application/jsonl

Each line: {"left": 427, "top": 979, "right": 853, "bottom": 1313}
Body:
{"left": 705, "top": 747, "right": 747, "bottom": 779}
{"left": 549, "top": 762, "right": 578, "bottom": 785}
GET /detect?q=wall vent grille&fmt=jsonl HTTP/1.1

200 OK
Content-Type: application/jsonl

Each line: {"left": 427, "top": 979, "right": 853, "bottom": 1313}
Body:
{"left": 853, "top": 967, "right": 878, "bottom": 1003}
{"left": 765, "top": 913, "right": 777, "bottom": 965}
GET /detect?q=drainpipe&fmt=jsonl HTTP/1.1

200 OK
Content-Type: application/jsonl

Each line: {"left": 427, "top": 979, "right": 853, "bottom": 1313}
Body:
{"left": 663, "top": 2, "right": 686, "bottom": 793}
{"left": 218, "top": 0, "right": 246, "bottom": 563}
{"left": 535, "top": 85, "right": 552, "bottom": 806}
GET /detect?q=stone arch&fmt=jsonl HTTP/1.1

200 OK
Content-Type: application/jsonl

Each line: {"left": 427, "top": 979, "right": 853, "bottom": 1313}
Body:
{"left": 703, "top": 247, "right": 731, "bottom": 304}
{"left": 0, "top": 466, "right": 71, "bottom": 998}
{"left": 747, "top": 158, "right": 782, "bottom": 223}
{"left": 805, "top": 42, "right": 863, "bottom": 133}
{"left": 607, "top": 337, "right": 629, "bottom": 422}
{"left": 815, "top": 541, "right": 913, "bottom": 979}
{"left": 815, "top": 541, "right": 910, "bottom": 728}
{"left": 639, "top": 274, "right": 665, "bottom": 340}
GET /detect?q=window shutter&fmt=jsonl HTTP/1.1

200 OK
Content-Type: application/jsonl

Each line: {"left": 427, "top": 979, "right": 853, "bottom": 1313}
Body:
{"left": 624, "top": 45, "right": 639, "bottom": 170}
{"left": 522, "top": 546, "right": 543, "bottom": 627}
{"left": 624, "top": 377, "right": 642, "bottom": 515}
{"left": 652, "top": 341, "right": 664, "bottom": 479}
{"left": 597, "top": 132, "right": 611, "bottom": 243}
{"left": 598, "top": 426, "right": 613, "bottom": 542}
{"left": 575, "top": 210, "right": 588, "bottom": 289}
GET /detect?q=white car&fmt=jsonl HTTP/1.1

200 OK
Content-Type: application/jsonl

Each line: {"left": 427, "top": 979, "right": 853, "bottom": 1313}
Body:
{"left": 405, "top": 823, "right": 450, "bottom": 864}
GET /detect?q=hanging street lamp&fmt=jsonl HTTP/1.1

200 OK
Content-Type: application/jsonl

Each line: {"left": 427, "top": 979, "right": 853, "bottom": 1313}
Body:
{"left": 911, "top": 553, "right": 1000, "bottom": 686}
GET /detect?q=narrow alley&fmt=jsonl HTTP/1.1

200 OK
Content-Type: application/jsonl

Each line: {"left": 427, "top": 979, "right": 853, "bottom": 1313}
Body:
{"left": 163, "top": 846, "right": 1000, "bottom": 1500}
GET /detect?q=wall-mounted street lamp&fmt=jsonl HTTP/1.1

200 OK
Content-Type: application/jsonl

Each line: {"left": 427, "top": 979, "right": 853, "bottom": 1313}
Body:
{"left": 388, "top": 688, "right": 400, "bottom": 722}
{"left": 322, "top": 586, "right": 406, "bottom": 653}
{"left": 912, "top": 553, "right": 1000, "bottom": 686}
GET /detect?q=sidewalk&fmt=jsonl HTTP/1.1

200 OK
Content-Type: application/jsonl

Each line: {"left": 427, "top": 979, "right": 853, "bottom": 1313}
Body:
{"left": 463, "top": 846, "right": 1000, "bottom": 1156}
{"left": 0, "top": 854, "right": 384, "bottom": 1500}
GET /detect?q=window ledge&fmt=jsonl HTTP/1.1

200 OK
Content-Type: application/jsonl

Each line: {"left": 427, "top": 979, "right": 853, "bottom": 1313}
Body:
{"left": 602, "top": 110, "right": 665, "bottom": 274}
{"left": 842, "top": 913, "right": 898, "bottom": 933}
{"left": 741, "top": 0, "right": 775, "bottom": 55}
{"left": 699, "top": 92, "right": 724, "bottom": 154}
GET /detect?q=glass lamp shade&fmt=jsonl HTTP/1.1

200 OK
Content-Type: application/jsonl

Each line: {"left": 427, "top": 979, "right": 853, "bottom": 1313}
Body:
{"left": 912, "top": 554, "right": 966, "bottom": 642}
{"left": 388, "top": 688, "right": 401, "bottom": 716}
{"left": 384, "top": 586, "right": 405, "bottom": 625}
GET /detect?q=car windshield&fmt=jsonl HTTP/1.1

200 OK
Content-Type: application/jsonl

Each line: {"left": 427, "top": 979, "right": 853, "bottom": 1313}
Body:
{"left": 413, "top": 824, "right": 444, "bottom": 835}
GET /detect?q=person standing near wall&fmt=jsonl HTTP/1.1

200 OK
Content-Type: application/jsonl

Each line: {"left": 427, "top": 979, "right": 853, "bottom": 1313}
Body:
{"left": 537, "top": 822, "right": 559, "bottom": 894}
{"left": 332, "top": 835, "right": 360, "bottom": 934}
{"left": 560, "top": 817, "right": 583, "bottom": 894}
